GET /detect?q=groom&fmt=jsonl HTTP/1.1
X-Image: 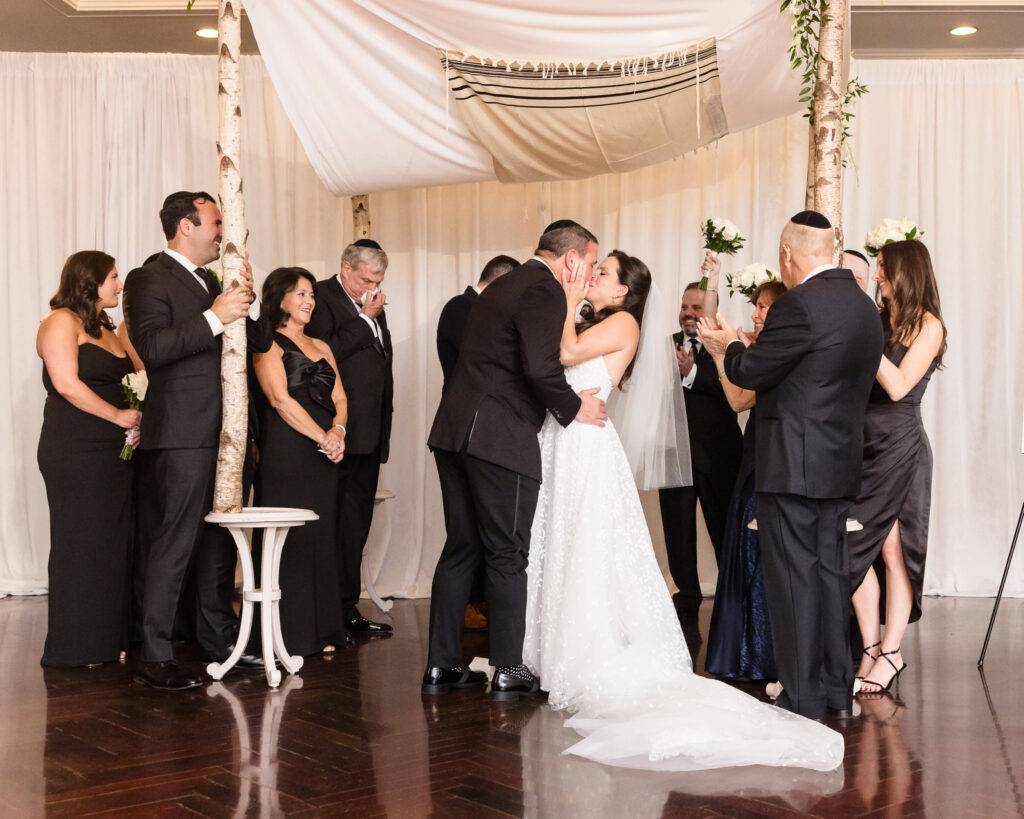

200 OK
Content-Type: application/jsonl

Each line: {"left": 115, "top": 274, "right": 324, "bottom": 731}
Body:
{"left": 424, "top": 223, "right": 608, "bottom": 699}
{"left": 700, "top": 211, "right": 883, "bottom": 720}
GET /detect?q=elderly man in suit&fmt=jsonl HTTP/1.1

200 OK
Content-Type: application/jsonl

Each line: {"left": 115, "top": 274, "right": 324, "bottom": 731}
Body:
{"left": 123, "top": 190, "right": 268, "bottom": 690}
{"left": 306, "top": 239, "right": 394, "bottom": 635}
{"left": 423, "top": 224, "right": 607, "bottom": 699}
{"left": 658, "top": 259, "right": 743, "bottom": 623}
{"left": 699, "top": 211, "right": 883, "bottom": 721}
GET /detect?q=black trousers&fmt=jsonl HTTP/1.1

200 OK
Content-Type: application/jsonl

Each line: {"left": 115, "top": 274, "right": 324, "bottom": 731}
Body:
{"left": 757, "top": 492, "right": 853, "bottom": 719}
{"left": 428, "top": 449, "right": 539, "bottom": 668}
{"left": 140, "top": 447, "right": 238, "bottom": 662}
{"left": 658, "top": 460, "right": 738, "bottom": 607}
{"left": 336, "top": 449, "right": 382, "bottom": 621}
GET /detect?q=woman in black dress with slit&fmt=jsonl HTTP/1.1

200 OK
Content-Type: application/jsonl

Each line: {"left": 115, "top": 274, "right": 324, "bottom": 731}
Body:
{"left": 849, "top": 240, "right": 946, "bottom": 695}
{"left": 37, "top": 251, "right": 142, "bottom": 667}
{"left": 253, "top": 268, "right": 348, "bottom": 656}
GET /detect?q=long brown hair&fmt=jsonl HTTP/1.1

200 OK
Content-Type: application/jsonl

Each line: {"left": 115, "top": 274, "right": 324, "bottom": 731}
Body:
{"left": 49, "top": 251, "right": 116, "bottom": 338}
{"left": 877, "top": 240, "right": 947, "bottom": 367}
{"left": 575, "top": 250, "right": 652, "bottom": 386}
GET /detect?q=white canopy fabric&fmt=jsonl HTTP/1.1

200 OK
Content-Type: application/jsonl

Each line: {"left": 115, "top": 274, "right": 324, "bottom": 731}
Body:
{"left": 245, "top": 0, "right": 808, "bottom": 195}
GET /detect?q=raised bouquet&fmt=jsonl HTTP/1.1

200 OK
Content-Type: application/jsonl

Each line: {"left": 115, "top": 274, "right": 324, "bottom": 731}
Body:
{"left": 700, "top": 217, "right": 745, "bottom": 289}
{"left": 119, "top": 370, "right": 148, "bottom": 460}
{"left": 864, "top": 217, "right": 923, "bottom": 257}
{"left": 727, "top": 263, "right": 778, "bottom": 299}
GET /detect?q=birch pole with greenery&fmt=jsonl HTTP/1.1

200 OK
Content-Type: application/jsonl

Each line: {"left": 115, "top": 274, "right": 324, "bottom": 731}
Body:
{"left": 810, "top": 0, "right": 847, "bottom": 260}
{"left": 212, "top": 0, "right": 248, "bottom": 513}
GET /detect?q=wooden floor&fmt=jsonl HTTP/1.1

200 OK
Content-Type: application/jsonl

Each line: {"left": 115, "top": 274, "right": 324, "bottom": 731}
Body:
{"left": 2, "top": 594, "right": 1023, "bottom": 818}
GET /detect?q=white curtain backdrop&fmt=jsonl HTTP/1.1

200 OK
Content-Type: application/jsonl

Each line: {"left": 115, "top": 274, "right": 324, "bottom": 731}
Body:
{"left": 2, "top": 53, "right": 1022, "bottom": 602}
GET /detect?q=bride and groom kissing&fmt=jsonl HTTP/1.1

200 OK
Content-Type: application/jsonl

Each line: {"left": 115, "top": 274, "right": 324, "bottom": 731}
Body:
{"left": 422, "top": 220, "right": 846, "bottom": 771}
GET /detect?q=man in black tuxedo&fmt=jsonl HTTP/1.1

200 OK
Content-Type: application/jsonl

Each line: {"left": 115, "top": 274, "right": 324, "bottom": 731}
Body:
{"left": 123, "top": 190, "right": 268, "bottom": 690}
{"left": 306, "top": 239, "right": 394, "bottom": 635}
{"left": 436, "top": 254, "right": 518, "bottom": 632}
{"left": 437, "top": 254, "right": 518, "bottom": 386}
{"left": 700, "top": 211, "right": 883, "bottom": 720}
{"left": 423, "top": 224, "right": 608, "bottom": 699}
{"left": 658, "top": 273, "right": 743, "bottom": 622}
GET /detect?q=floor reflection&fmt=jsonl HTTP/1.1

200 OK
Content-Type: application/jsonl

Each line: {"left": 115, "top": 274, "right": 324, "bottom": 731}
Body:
{"left": 850, "top": 695, "right": 922, "bottom": 815}
{"left": 207, "top": 674, "right": 303, "bottom": 818}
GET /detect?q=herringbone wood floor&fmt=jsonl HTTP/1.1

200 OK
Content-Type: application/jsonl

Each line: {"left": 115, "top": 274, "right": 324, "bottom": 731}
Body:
{"left": 2, "top": 594, "right": 1022, "bottom": 817}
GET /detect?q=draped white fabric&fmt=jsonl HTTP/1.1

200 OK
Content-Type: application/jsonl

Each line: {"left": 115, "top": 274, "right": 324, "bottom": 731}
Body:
{"left": 1, "top": 52, "right": 1022, "bottom": 601}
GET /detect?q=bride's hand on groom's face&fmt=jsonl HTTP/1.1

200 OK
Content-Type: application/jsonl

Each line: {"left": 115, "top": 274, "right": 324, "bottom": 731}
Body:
{"left": 563, "top": 257, "right": 591, "bottom": 306}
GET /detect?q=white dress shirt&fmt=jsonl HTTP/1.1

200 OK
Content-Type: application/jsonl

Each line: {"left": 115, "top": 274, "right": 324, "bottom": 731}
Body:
{"left": 681, "top": 335, "right": 701, "bottom": 389}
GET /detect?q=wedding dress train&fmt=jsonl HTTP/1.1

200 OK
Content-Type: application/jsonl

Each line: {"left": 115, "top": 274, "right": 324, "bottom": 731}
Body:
{"left": 523, "top": 356, "right": 843, "bottom": 771}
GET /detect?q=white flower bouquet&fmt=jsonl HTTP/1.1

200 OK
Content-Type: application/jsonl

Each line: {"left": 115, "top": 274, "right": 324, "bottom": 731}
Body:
{"left": 119, "top": 370, "right": 147, "bottom": 460}
{"left": 864, "top": 217, "right": 923, "bottom": 257}
{"left": 700, "top": 218, "right": 746, "bottom": 289}
{"left": 727, "top": 263, "right": 778, "bottom": 299}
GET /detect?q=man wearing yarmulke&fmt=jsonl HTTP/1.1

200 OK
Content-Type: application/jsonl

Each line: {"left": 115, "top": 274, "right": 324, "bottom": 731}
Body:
{"left": 699, "top": 211, "right": 883, "bottom": 721}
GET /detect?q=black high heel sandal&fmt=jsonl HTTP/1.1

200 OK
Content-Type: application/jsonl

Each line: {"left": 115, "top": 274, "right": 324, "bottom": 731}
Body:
{"left": 858, "top": 647, "right": 906, "bottom": 695}
{"left": 853, "top": 641, "right": 881, "bottom": 694}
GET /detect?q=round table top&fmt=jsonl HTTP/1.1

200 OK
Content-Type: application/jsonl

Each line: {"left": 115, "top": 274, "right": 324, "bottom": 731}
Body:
{"left": 205, "top": 507, "right": 320, "bottom": 526}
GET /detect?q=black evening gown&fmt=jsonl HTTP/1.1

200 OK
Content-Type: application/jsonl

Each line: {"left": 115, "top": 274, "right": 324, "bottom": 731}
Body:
{"left": 705, "top": 408, "right": 776, "bottom": 680}
{"left": 38, "top": 343, "right": 133, "bottom": 667}
{"left": 254, "top": 333, "right": 344, "bottom": 656}
{"left": 848, "top": 341, "right": 937, "bottom": 624}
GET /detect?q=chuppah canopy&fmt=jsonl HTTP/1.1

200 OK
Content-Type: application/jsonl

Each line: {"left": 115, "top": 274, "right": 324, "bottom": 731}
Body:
{"left": 244, "top": 0, "right": 812, "bottom": 195}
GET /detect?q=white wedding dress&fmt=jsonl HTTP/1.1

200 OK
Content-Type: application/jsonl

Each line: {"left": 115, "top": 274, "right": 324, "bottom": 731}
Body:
{"left": 523, "top": 356, "right": 844, "bottom": 772}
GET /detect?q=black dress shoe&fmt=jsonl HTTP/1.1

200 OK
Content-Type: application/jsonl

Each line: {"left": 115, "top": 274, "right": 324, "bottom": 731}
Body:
{"left": 346, "top": 616, "right": 393, "bottom": 634}
{"left": 490, "top": 666, "right": 542, "bottom": 701}
{"left": 203, "top": 645, "right": 268, "bottom": 672}
{"left": 133, "top": 661, "right": 203, "bottom": 691}
{"left": 421, "top": 666, "right": 488, "bottom": 694}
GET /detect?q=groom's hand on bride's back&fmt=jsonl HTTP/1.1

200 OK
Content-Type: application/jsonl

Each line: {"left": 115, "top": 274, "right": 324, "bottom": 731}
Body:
{"left": 575, "top": 387, "right": 607, "bottom": 426}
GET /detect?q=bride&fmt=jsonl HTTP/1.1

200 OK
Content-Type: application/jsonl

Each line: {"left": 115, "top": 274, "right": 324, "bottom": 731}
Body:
{"left": 523, "top": 250, "right": 843, "bottom": 772}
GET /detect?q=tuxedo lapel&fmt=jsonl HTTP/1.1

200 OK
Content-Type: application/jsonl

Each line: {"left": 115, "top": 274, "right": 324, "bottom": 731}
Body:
{"left": 160, "top": 252, "right": 214, "bottom": 307}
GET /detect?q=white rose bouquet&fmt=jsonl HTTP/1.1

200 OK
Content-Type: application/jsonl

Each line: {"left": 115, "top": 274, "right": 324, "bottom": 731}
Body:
{"left": 727, "top": 263, "right": 778, "bottom": 298}
{"left": 119, "top": 370, "right": 148, "bottom": 460}
{"left": 864, "top": 217, "right": 923, "bottom": 257}
{"left": 700, "top": 217, "right": 745, "bottom": 289}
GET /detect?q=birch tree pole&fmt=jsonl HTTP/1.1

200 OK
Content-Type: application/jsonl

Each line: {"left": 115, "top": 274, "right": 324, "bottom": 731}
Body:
{"left": 212, "top": 0, "right": 248, "bottom": 514}
{"left": 810, "top": 0, "right": 847, "bottom": 262}
{"left": 352, "top": 194, "right": 372, "bottom": 240}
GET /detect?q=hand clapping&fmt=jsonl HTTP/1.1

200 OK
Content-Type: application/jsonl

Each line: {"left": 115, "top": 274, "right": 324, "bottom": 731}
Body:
{"left": 697, "top": 314, "right": 736, "bottom": 357}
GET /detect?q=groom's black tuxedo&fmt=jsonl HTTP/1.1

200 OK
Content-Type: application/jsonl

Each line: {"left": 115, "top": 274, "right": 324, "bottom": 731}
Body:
{"left": 724, "top": 267, "right": 883, "bottom": 718}
{"left": 426, "top": 258, "right": 581, "bottom": 667}
{"left": 306, "top": 274, "right": 393, "bottom": 622}
{"left": 123, "top": 251, "right": 269, "bottom": 663}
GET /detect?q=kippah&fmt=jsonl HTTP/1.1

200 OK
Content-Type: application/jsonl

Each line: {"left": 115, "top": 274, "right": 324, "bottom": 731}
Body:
{"left": 542, "top": 219, "right": 579, "bottom": 234}
{"left": 843, "top": 248, "right": 869, "bottom": 264}
{"left": 790, "top": 210, "right": 832, "bottom": 229}
{"left": 352, "top": 238, "right": 382, "bottom": 250}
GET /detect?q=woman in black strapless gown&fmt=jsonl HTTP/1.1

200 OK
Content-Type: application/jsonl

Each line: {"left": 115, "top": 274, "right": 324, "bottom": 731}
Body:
{"left": 253, "top": 268, "right": 348, "bottom": 656}
{"left": 849, "top": 240, "right": 946, "bottom": 695}
{"left": 36, "top": 251, "right": 142, "bottom": 667}
{"left": 706, "top": 279, "right": 787, "bottom": 681}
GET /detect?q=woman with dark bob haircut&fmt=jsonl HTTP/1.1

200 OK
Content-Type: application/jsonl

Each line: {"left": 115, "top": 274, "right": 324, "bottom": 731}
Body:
{"left": 849, "top": 239, "right": 947, "bottom": 695}
{"left": 251, "top": 267, "right": 349, "bottom": 656}
{"left": 36, "top": 250, "right": 142, "bottom": 666}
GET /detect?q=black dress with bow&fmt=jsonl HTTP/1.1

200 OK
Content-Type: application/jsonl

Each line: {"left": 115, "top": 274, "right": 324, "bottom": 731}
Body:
{"left": 253, "top": 333, "right": 344, "bottom": 655}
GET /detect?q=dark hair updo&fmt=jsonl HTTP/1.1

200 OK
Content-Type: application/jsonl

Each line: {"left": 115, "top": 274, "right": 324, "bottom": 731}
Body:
{"left": 576, "top": 249, "right": 652, "bottom": 386}
{"left": 262, "top": 267, "right": 317, "bottom": 330}
{"left": 49, "top": 250, "right": 117, "bottom": 338}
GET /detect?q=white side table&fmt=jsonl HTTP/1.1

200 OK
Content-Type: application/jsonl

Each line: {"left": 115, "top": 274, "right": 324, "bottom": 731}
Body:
{"left": 205, "top": 506, "right": 318, "bottom": 687}
{"left": 361, "top": 489, "right": 395, "bottom": 613}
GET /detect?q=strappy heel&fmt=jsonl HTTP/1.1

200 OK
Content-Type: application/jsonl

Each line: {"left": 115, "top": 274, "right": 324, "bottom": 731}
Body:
{"left": 858, "top": 647, "right": 906, "bottom": 695}
{"left": 852, "top": 641, "right": 881, "bottom": 695}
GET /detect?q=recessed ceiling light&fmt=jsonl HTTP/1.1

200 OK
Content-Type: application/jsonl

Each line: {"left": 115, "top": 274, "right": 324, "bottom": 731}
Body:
{"left": 195, "top": 28, "right": 218, "bottom": 39}
{"left": 949, "top": 26, "right": 978, "bottom": 36}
